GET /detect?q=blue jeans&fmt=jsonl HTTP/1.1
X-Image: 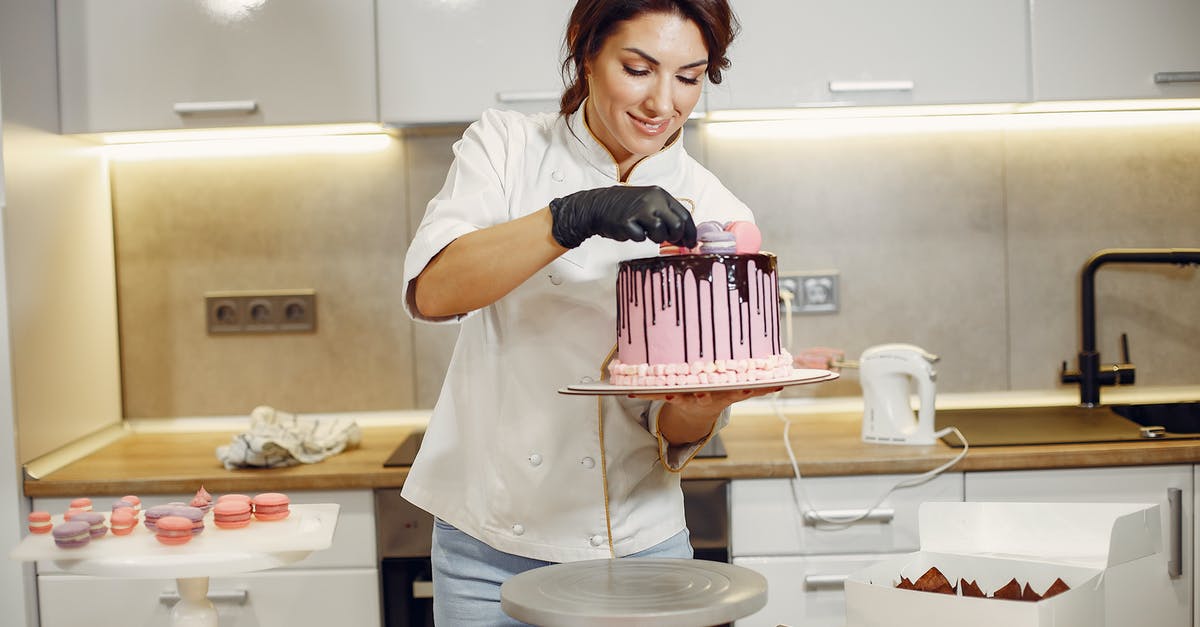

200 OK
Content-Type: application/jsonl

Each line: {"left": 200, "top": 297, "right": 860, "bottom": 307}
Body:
{"left": 431, "top": 519, "right": 693, "bottom": 626}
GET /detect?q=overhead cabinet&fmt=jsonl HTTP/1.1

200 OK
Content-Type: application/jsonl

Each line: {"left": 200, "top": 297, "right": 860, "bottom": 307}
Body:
{"left": 56, "top": 0, "right": 378, "bottom": 134}
{"left": 378, "top": 0, "right": 573, "bottom": 125}
{"left": 1031, "top": 0, "right": 1200, "bottom": 101}
{"left": 707, "top": 0, "right": 1030, "bottom": 111}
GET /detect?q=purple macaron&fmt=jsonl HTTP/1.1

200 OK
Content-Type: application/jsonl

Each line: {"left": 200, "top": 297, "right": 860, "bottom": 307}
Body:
{"left": 143, "top": 505, "right": 176, "bottom": 532}
{"left": 52, "top": 521, "right": 92, "bottom": 549}
{"left": 168, "top": 505, "right": 206, "bottom": 535}
{"left": 73, "top": 512, "right": 108, "bottom": 538}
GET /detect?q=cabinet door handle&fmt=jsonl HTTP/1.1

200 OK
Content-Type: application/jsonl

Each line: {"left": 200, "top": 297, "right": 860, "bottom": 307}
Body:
{"left": 1167, "top": 487, "right": 1182, "bottom": 578}
{"left": 803, "top": 507, "right": 895, "bottom": 526}
{"left": 412, "top": 580, "right": 434, "bottom": 599}
{"left": 804, "top": 574, "right": 850, "bottom": 590}
{"left": 495, "top": 91, "right": 560, "bottom": 104}
{"left": 1154, "top": 72, "right": 1200, "bottom": 84}
{"left": 828, "top": 80, "right": 915, "bottom": 93}
{"left": 173, "top": 100, "right": 259, "bottom": 116}
{"left": 159, "top": 589, "right": 249, "bottom": 605}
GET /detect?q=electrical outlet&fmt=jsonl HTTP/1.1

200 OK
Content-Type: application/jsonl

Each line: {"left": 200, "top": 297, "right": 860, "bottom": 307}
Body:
{"left": 778, "top": 271, "right": 839, "bottom": 314}
{"left": 205, "top": 290, "right": 317, "bottom": 334}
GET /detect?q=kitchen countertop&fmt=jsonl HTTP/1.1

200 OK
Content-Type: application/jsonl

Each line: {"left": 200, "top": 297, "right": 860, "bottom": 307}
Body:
{"left": 23, "top": 399, "right": 1200, "bottom": 498}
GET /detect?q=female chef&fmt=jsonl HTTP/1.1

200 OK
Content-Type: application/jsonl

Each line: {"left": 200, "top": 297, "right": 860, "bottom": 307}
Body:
{"left": 401, "top": 0, "right": 779, "bottom": 622}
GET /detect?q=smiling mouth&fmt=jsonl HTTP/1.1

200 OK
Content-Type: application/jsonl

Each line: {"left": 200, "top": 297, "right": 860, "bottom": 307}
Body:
{"left": 630, "top": 114, "right": 670, "bottom": 136}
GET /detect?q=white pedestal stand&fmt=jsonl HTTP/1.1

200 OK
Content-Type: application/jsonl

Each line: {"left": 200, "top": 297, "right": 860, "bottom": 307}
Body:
{"left": 10, "top": 503, "right": 339, "bottom": 627}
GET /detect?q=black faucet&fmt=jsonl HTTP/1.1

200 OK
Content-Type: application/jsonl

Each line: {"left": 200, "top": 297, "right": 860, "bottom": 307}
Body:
{"left": 1060, "top": 248, "right": 1200, "bottom": 407}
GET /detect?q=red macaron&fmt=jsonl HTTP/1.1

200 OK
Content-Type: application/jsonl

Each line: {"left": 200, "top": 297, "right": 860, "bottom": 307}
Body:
{"left": 251, "top": 493, "right": 290, "bottom": 521}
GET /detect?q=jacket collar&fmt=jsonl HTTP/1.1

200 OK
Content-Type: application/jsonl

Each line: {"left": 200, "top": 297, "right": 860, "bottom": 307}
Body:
{"left": 565, "top": 100, "right": 685, "bottom": 184}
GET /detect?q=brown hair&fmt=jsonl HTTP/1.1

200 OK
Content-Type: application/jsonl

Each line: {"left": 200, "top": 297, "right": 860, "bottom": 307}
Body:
{"left": 559, "top": 0, "right": 738, "bottom": 116}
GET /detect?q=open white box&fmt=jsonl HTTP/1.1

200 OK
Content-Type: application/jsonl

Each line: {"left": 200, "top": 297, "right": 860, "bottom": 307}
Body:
{"left": 845, "top": 501, "right": 1168, "bottom": 627}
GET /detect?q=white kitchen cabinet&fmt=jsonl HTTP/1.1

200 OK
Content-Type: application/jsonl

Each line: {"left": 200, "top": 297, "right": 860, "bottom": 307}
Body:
{"left": 730, "top": 474, "right": 962, "bottom": 627}
{"left": 56, "top": 0, "right": 378, "bottom": 133}
{"left": 734, "top": 553, "right": 894, "bottom": 627}
{"left": 377, "top": 0, "right": 573, "bottom": 125}
{"left": 707, "top": 0, "right": 1029, "bottom": 111}
{"left": 1031, "top": 0, "right": 1200, "bottom": 101}
{"left": 38, "top": 569, "right": 380, "bottom": 627}
{"left": 966, "top": 466, "right": 1193, "bottom": 627}
{"left": 32, "top": 490, "right": 379, "bottom": 627}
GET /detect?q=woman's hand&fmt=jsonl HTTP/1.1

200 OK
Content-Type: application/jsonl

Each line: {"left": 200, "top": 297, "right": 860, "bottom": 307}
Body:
{"left": 632, "top": 386, "right": 783, "bottom": 445}
{"left": 549, "top": 185, "right": 697, "bottom": 249}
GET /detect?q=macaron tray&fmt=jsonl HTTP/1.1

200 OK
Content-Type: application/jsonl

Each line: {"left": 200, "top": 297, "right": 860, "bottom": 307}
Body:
{"left": 11, "top": 504, "right": 339, "bottom": 566}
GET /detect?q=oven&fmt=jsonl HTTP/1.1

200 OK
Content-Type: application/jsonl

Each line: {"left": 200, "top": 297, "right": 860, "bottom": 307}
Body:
{"left": 376, "top": 430, "right": 730, "bottom": 627}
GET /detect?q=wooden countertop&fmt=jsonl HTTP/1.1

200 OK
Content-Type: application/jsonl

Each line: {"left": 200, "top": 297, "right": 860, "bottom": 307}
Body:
{"left": 24, "top": 412, "right": 1200, "bottom": 498}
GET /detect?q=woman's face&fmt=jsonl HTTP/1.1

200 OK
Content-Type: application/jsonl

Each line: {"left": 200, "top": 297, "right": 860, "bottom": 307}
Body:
{"left": 584, "top": 12, "right": 708, "bottom": 175}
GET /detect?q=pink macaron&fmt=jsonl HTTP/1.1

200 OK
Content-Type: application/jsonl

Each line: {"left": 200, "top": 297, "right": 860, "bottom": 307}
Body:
{"left": 251, "top": 493, "right": 291, "bottom": 521}
{"left": 155, "top": 516, "right": 194, "bottom": 546}
{"left": 212, "top": 500, "right": 253, "bottom": 529}
{"left": 723, "top": 220, "right": 762, "bottom": 254}
{"left": 28, "top": 512, "right": 52, "bottom": 534}
{"left": 68, "top": 497, "right": 93, "bottom": 512}
{"left": 109, "top": 510, "right": 136, "bottom": 536}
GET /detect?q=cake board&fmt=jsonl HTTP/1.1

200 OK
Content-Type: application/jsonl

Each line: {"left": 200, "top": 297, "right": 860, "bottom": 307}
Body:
{"left": 559, "top": 368, "right": 838, "bottom": 395}
{"left": 10, "top": 503, "right": 339, "bottom": 627}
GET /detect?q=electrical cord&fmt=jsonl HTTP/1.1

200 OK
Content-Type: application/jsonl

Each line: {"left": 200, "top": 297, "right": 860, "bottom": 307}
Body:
{"left": 773, "top": 284, "right": 970, "bottom": 530}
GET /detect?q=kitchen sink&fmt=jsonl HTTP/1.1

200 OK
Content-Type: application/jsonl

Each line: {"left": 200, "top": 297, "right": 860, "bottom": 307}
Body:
{"left": 935, "top": 402, "right": 1200, "bottom": 447}
{"left": 1110, "top": 401, "right": 1200, "bottom": 434}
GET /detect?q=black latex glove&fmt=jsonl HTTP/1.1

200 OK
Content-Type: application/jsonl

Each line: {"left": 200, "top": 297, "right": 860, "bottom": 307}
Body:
{"left": 548, "top": 185, "right": 698, "bottom": 250}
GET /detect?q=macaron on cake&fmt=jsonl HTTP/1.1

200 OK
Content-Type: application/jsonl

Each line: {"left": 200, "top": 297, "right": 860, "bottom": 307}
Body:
{"left": 52, "top": 521, "right": 91, "bottom": 549}
{"left": 252, "top": 493, "right": 290, "bottom": 521}
{"left": 27, "top": 512, "right": 52, "bottom": 534}
{"left": 68, "top": 497, "right": 93, "bottom": 512}
{"left": 109, "top": 510, "right": 136, "bottom": 536}
{"left": 154, "top": 516, "right": 193, "bottom": 546}
{"left": 212, "top": 500, "right": 253, "bottom": 529}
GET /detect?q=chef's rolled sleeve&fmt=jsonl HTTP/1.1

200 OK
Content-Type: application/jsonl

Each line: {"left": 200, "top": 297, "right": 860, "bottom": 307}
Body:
{"left": 646, "top": 401, "right": 731, "bottom": 472}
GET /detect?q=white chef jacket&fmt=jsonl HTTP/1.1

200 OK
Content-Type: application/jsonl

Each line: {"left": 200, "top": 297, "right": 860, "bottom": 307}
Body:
{"left": 400, "top": 104, "right": 754, "bottom": 563}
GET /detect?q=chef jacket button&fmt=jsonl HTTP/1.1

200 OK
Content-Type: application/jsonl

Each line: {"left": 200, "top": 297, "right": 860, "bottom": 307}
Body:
{"left": 551, "top": 169, "right": 565, "bottom": 182}
{"left": 549, "top": 274, "right": 563, "bottom": 286}
{"left": 528, "top": 453, "right": 542, "bottom": 467}
{"left": 512, "top": 524, "right": 525, "bottom": 536}
{"left": 580, "top": 457, "right": 595, "bottom": 469}
{"left": 589, "top": 534, "right": 605, "bottom": 547}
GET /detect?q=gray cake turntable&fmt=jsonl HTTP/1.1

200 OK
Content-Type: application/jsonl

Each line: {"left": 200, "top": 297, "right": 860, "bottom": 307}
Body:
{"left": 500, "top": 557, "right": 767, "bottom": 626}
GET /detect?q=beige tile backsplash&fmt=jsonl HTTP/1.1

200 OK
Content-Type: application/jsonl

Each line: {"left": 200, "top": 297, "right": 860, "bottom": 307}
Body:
{"left": 112, "top": 119, "right": 1200, "bottom": 417}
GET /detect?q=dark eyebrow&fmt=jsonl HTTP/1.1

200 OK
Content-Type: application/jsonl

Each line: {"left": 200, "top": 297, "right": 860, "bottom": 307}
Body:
{"left": 623, "top": 47, "right": 708, "bottom": 70}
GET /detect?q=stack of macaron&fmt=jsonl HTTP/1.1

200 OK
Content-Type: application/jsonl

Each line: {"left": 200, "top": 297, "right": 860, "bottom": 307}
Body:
{"left": 212, "top": 499, "right": 253, "bottom": 529}
{"left": 658, "top": 220, "right": 763, "bottom": 256}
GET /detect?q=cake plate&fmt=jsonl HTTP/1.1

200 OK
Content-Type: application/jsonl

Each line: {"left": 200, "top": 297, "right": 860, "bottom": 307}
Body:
{"left": 501, "top": 557, "right": 768, "bottom": 626}
{"left": 559, "top": 368, "right": 838, "bottom": 395}
{"left": 10, "top": 503, "right": 338, "bottom": 627}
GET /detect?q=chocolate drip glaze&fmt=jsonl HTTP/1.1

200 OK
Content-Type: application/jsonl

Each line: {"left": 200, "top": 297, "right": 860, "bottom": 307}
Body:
{"left": 615, "top": 253, "right": 780, "bottom": 364}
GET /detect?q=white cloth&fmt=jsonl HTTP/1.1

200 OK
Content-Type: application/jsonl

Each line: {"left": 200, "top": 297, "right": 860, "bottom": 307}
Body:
{"left": 216, "top": 406, "right": 362, "bottom": 470}
{"left": 400, "top": 105, "right": 754, "bottom": 563}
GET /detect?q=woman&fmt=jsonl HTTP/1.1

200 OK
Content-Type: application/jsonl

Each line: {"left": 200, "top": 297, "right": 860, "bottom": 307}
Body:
{"left": 402, "top": 0, "right": 778, "bottom": 623}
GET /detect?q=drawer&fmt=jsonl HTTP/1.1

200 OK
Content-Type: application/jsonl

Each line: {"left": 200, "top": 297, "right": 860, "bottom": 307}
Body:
{"left": 733, "top": 553, "right": 895, "bottom": 627}
{"left": 38, "top": 568, "right": 379, "bottom": 627}
{"left": 730, "top": 474, "right": 963, "bottom": 556}
{"left": 34, "top": 489, "right": 375, "bottom": 572}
